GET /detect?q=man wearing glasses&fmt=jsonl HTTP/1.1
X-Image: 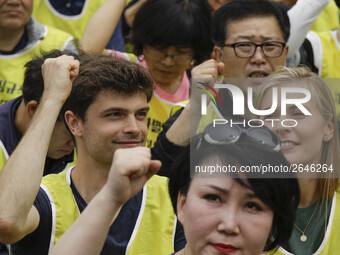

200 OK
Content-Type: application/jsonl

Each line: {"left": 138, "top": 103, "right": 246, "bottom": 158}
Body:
{"left": 154, "top": 0, "right": 291, "bottom": 174}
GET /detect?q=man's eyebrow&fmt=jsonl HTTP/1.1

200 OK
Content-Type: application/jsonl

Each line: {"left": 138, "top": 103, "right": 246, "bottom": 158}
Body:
{"left": 101, "top": 107, "right": 128, "bottom": 114}
{"left": 234, "top": 35, "right": 281, "bottom": 41}
{"left": 100, "top": 106, "right": 150, "bottom": 115}
{"left": 138, "top": 107, "right": 150, "bottom": 112}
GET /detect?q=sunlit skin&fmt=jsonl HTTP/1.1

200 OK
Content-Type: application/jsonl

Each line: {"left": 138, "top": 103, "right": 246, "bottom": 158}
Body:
{"left": 142, "top": 46, "right": 193, "bottom": 94}
{"left": 260, "top": 83, "right": 334, "bottom": 166}
{"left": 0, "top": 0, "right": 32, "bottom": 30}
{"left": 177, "top": 163, "right": 273, "bottom": 255}
{"left": 75, "top": 91, "right": 149, "bottom": 166}
{"left": 47, "top": 121, "right": 74, "bottom": 159}
{"left": 214, "top": 16, "right": 288, "bottom": 91}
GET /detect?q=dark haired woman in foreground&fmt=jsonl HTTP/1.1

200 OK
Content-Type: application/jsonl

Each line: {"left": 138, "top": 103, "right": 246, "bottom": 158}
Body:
{"left": 168, "top": 124, "right": 300, "bottom": 255}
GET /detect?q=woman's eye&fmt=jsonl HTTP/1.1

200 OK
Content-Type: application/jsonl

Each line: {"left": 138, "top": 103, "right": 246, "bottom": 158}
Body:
{"left": 292, "top": 111, "right": 304, "bottom": 117}
{"left": 245, "top": 202, "right": 262, "bottom": 211}
{"left": 264, "top": 114, "right": 276, "bottom": 119}
{"left": 204, "top": 194, "right": 221, "bottom": 203}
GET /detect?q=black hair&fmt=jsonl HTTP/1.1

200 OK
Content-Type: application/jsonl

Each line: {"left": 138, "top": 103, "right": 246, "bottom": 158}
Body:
{"left": 211, "top": 0, "right": 290, "bottom": 47}
{"left": 22, "top": 49, "right": 79, "bottom": 105}
{"left": 131, "top": 0, "right": 213, "bottom": 64}
{"left": 168, "top": 135, "right": 300, "bottom": 251}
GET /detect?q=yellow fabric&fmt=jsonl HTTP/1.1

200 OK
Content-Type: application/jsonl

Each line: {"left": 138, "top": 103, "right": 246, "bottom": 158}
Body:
{"left": 0, "top": 142, "right": 8, "bottom": 175}
{"left": 197, "top": 103, "right": 221, "bottom": 133}
{"left": 41, "top": 169, "right": 80, "bottom": 246}
{"left": 269, "top": 189, "right": 340, "bottom": 255}
{"left": 42, "top": 169, "right": 176, "bottom": 254}
{"left": 32, "top": 0, "right": 106, "bottom": 44}
{"left": 0, "top": 26, "right": 73, "bottom": 105}
{"left": 126, "top": 176, "right": 176, "bottom": 255}
{"left": 168, "top": 100, "right": 221, "bottom": 135}
{"left": 146, "top": 94, "right": 173, "bottom": 148}
{"left": 310, "top": 0, "right": 339, "bottom": 32}
{"left": 169, "top": 100, "right": 189, "bottom": 116}
{"left": 319, "top": 31, "right": 340, "bottom": 78}
{"left": 318, "top": 31, "right": 340, "bottom": 122}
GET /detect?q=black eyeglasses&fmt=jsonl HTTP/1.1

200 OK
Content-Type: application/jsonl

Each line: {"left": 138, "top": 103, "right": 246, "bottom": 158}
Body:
{"left": 201, "top": 122, "right": 281, "bottom": 151}
{"left": 145, "top": 45, "right": 193, "bottom": 63}
{"left": 223, "top": 41, "right": 286, "bottom": 58}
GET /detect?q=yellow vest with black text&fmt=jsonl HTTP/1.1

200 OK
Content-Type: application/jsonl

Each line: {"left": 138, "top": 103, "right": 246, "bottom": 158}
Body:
{"left": 41, "top": 167, "right": 176, "bottom": 254}
{"left": 269, "top": 189, "right": 340, "bottom": 255}
{"left": 146, "top": 93, "right": 175, "bottom": 148}
{"left": 318, "top": 31, "right": 340, "bottom": 123}
{"left": 0, "top": 26, "right": 74, "bottom": 105}
{"left": 32, "top": 0, "right": 106, "bottom": 44}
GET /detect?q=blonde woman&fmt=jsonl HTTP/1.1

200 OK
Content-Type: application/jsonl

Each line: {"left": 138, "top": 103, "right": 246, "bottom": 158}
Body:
{"left": 254, "top": 66, "right": 340, "bottom": 254}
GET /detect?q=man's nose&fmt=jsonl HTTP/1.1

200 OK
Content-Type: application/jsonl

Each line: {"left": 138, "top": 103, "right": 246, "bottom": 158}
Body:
{"left": 249, "top": 46, "right": 267, "bottom": 65}
{"left": 123, "top": 115, "right": 141, "bottom": 134}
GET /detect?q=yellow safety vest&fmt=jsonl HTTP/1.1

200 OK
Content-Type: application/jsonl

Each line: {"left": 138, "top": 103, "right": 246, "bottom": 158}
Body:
{"left": 32, "top": 0, "right": 106, "bottom": 44}
{"left": 317, "top": 31, "right": 340, "bottom": 123}
{"left": 310, "top": 0, "right": 339, "bottom": 32}
{"left": 0, "top": 26, "right": 74, "bottom": 105}
{"left": 0, "top": 141, "right": 9, "bottom": 174}
{"left": 318, "top": 31, "right": 340, "bottom": 78}
{"left": 269, "top": 189, "right": 340, "bottom": 255}
{"left": 146, "top": 93, "right": 174, "bottom": 148}
{"left": 41, "top": 167, "right": 176, "bottom": 254}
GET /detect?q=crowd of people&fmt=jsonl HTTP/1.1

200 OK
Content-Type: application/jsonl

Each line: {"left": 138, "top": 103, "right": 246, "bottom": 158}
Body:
{"left": 0, "top": 0, "right": 340, "bottom": 254}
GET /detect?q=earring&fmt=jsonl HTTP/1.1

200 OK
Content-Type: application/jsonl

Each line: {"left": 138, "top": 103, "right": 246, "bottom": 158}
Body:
{"left": 324, "top": 135, "right": 331, "bottom": 142}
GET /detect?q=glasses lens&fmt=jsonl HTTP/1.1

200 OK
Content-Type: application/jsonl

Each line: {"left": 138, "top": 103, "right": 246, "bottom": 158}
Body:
{"left": 235, "top": 43, "right": 255, "bottom": 57}
{"left": 247, "top": 127, "right": 280, "bottom": 150}
{"left": 204, "top": 123, "right": 241, "bottom": 144}
{"left": 263, "top": 42, "right": 284, "bottom": 57}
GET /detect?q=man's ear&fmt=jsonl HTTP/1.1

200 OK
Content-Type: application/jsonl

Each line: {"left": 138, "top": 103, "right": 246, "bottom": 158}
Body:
{"left": 177, "top": 192, "right": 186, "bottom": 226}
{"left": 64, "top": 110, "right": 83, "bottom": 138}
{"left": 212, "top": 46, "right": 223, "bottom": 62}
{"left": 26, "top": 100, "right": 39, "bottom": 119}
{"left": 284, "top": 44, "right": 289, "bottom": 57}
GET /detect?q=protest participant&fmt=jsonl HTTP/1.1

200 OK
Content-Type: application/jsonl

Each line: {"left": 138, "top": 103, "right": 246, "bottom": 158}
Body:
{"left": 0, "top": 50, "right": 77, "bottom": 175}
{"left": 254, "top": 66, "right": 340, "bottom": 254}
{"left": 32, "top": 0, "right": 125, "bottom": 50}
{"left": 0, "top": 0, "right": 76, "bottom": 104}
{"left": 168, "top": 133, "right": 300, "bottom": 255}
{"left": 0, "top": 54, "right": 184, "bottom": 254}
{"left": 80, "top": 0, "right": 212, "bottom": 148}
{"left": 152, "top": 0, "right": 291, "bottom": 176}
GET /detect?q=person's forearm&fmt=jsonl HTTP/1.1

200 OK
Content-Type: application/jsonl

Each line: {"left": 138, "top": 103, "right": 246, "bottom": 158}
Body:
{"left": 0, "top": 97, "right": 64, "bottom": 236}
{"left": 287, "top": 0, "right": 330, "bottom": 58}
{"left": 124, "top": 0, "right": 147, "bottom": 28}
{"left": 0, "top": 55, "right": 78, "bottom": 242}
{"left": 79, "top": 0, "right": 126, "bottom": 53}
{"left": 51, "top": 186, "right": 122, "bottom": 255}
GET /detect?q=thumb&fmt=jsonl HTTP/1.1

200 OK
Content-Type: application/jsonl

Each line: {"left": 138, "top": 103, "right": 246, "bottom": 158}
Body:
{"left": 217, "top": 62, "right": 225, "bottom": 77}
{"left": 146, "top": 160, "right": 162, "bottom": 179}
